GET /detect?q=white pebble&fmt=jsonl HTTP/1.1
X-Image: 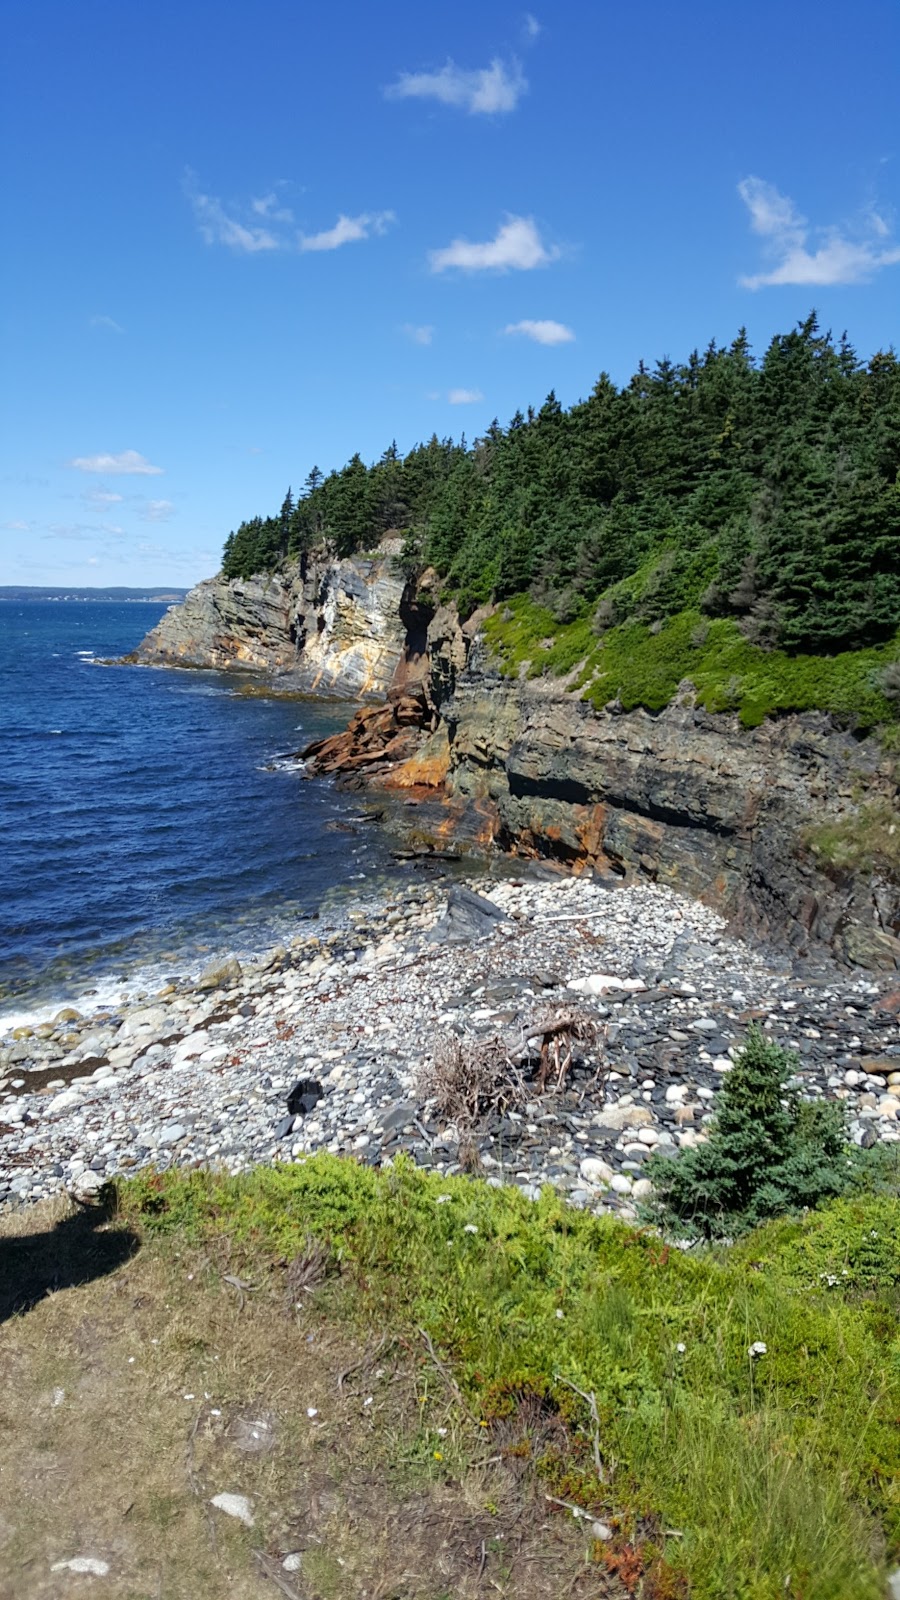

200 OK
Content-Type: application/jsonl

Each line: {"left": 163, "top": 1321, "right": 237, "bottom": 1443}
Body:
{"left": 210, "top": 1493, "right": 254, "bottom": 1525}
{"left": 51, "top": 1558, "right": 110, "bottom": 1576}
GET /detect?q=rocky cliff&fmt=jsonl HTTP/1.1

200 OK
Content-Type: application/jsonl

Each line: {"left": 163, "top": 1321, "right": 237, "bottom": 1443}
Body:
{"left": 128, "top": 543, "right": 408, "bottom": 700}
{"left": 304, "top": 600, "right": 900, "bottom": 971}
{"left": 132, "top": 551, "right": 899, "bottom": 969}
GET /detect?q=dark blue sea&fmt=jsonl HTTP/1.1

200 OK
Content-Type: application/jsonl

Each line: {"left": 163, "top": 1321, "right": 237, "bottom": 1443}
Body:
{"left": 0, "top": 602, "right": 404, "bottom": 1022}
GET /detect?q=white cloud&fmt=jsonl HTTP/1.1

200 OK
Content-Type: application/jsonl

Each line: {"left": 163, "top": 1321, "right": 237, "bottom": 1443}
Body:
{"left": 82, "top": 487, "right": 124, "bottom": 507}
{"left": 429, "top": 214, "right": 556, "bottom": 274}
{"left": 402, "top": 323, "right": 434, "bottom": 345}
{"left": 140, "top": 499, "right": 175, "bottom": 522}
{"left": 504, "top": 318, "right": 574, "bottom": 345}
{"left": 448, "top": 387, "right": 484, "bottom": 404}
{"left": 251, "top": 192, "right": 294, "bottom": 222}
{"left": 298, "top": 211, "right": 395, "bottom": 252}
{"left": 186, "top": 172, "right": 393, "bottom": 258}
{"left": 69, "top": 450, "right": 164, "bottom": 476}
{"left": 523, "top": 13, "right": 542, "bottom": 39}
{"left": 738, "top": 176, "right": 900, "bottom": 288}
{"left": 203, "top": 205, "right": 278, "bottom": 253}
{"left": 89, "top": 314, "right": 124, "bottom": 333}
{"left": 386, "top": 57, "right": 526, "bottom": 115}
{"left": 3, "top": 519, "right": 30, "bottom": 531}
{"left": 187, "top": 175, "right": 280, "bottom": 253}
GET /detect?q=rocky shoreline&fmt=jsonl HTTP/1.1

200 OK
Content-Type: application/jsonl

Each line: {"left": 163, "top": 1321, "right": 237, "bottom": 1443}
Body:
{"left": 133, "top": 553, "right": 900, "bottom": 972}
{"left": 2, "top": 870, "right": 898, "bottom": 1215}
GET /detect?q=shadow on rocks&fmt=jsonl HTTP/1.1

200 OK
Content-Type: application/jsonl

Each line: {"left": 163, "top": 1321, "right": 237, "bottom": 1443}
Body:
{"left": 0, "top": 1190, "right": 139, "bottom": 1324}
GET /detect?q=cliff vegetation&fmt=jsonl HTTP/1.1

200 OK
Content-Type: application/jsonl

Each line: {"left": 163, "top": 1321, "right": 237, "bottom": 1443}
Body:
{"left": 220, "top": 314, "right": 900, "bottom": 725}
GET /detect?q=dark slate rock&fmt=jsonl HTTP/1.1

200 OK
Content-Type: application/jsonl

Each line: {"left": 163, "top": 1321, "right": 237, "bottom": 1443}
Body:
{"left": 286, "top": 1078, "right": 324, "bottom": 1116}
{"left": 380, "top": 1102, "right": 417, "bottom": 1135}
{"left": 426, "top": 886, "right": 508, "bottom": 945}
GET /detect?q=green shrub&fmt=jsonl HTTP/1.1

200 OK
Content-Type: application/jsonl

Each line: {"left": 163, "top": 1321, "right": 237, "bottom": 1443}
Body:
{"left": 120, "top": 1155, "right": 900, "bottom": 1598}
{"left": 804, "top": 801, "right": 900, "bottom": 879}
{"left": 646, "top": 1027, "right": 894, "bottom": 1238}
{"left": 483, "top": 597, "right": 900, "bottom": 728}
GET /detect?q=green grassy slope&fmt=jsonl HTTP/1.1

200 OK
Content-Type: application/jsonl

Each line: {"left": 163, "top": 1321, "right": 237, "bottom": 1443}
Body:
{"left": 124, "top": 1158, "right": 900, "bottom": 1600}
{"left": 484, "top": 596, "right": 900, "bottom": 729}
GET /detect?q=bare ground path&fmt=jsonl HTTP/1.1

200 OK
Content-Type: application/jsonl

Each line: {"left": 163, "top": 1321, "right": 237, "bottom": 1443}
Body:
{"left": 0, "top": 1198, "right": 621, "bottom": 1600}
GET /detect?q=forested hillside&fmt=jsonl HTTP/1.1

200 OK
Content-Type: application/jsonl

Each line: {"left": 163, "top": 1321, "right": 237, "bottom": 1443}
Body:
{"left": 222, "top": 315, "right": 900, "bottom": 659}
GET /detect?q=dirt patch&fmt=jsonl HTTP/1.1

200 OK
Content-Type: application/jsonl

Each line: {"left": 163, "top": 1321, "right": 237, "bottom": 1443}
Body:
{"left": 0, "top": 1200, "right": 620, "bottom": 1599}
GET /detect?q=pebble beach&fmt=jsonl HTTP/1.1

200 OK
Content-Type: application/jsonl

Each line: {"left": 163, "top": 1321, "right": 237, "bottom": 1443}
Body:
{"left": 2, "top": 870, "right": 899, "bottom": 1214}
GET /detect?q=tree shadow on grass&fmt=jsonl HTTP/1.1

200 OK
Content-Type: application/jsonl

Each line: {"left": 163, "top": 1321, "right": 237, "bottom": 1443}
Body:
{"left": 0, "top": 1192, "right": 139, "bottom": 1324}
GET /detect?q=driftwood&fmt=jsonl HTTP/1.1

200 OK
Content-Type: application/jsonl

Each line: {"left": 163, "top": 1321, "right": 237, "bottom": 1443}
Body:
{"left": 517, "top": 1011, "right": 601, "bottom": 1093}
{"left": 417, "top": 1009, "right": 605, "bottom": 1133}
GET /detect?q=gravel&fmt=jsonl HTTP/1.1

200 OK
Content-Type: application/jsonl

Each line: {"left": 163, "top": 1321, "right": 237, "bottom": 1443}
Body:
{"left": 1, "top": 869, "right": 898, "bottom": 1219}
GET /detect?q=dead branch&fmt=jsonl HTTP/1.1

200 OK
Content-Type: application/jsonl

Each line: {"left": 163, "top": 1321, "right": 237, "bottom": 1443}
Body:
{"left": 337, "top": 1334, "right": 394, "bottom": 1393}
{"left": 416, "top": 1033, "right": 528, "bottom": 1133}
{"left": 418, "top": 1325, "right": 476, "bottom": 1422}
{"left": 252, "top": 1550, "right": 309, "bottom": 1598}
{"left": 417, "top": 1008, "right": 605, "bottom": 1142}
{"left": 554, "top": 1375, "right": 606, "bottom": 1482}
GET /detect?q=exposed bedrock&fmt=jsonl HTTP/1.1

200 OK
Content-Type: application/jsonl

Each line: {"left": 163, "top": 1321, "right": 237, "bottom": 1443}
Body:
{"left": 307, "top": 605, "right": 900, "bottom": 970}
{"left": 133, "top": 555, "right": 898, "bottom": 968}
{"left": 442, "top": 634, "right": 899, "bottom": 967}
{"left": 128, "top": 543, "right": 408, "bottom": 700}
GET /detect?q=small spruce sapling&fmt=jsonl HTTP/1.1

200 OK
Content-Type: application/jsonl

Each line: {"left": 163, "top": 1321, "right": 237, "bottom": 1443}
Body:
{"left": 646, "top": 1025, "right": 863, "bottom": 1237}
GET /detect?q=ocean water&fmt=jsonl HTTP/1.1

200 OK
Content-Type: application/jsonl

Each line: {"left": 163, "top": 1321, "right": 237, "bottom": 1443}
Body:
{"left": 0, "top": 602, "right": 404, "bottom": 1021}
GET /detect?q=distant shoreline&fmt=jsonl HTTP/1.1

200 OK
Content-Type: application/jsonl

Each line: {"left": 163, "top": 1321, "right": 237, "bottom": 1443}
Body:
{"left": 0, "top": 588, "right": 187, "bottom": 604}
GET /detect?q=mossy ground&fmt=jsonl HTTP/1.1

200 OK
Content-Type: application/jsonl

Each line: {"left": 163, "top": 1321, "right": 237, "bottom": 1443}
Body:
{"left": 803, "top": 800, "right": 900, "bottom": 878}
{"left": 484, "top": 597, "right": 900, "bottom": 729}
{"left": 118, "top": 1155, "right": 900, "bottom": 1600}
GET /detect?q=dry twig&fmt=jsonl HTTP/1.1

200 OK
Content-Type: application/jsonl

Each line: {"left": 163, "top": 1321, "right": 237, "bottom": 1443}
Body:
{"left": 554, "top": 1375, "right": 606, "bottom": 1482}
{"left": 418, "top": 1325, "right": 476, "bottom": 1421}
{"left": 337, "top": 1333, "right": 394, "bottom": 1393}
{"left": 253, "top": 1550, "right": 309, "bottom": 1598}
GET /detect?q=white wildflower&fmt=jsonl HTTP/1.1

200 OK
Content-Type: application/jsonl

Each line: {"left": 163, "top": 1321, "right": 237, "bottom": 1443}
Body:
{"left": 748, "top": 1341, "right": 767, "bottom": 1357}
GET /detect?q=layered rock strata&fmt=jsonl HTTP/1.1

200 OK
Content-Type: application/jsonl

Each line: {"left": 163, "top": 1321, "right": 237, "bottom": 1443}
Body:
{"left": 131, "top": 553, "right": 899, "bottom": 968}
{"left": 305, "top": 606, "right": 900, "bottom": 970}
{"left": 128, "top": 543, "right": 408, "bottom": 699}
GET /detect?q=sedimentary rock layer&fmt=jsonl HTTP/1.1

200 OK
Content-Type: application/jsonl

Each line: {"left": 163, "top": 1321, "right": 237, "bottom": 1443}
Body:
{"left": 128, "top": 544, "right": 408, "bottom": 700}
{"left": 305, "top": 603, "right": 900, "bottom": 970}
{"left": 132, "top": 556, "right": 899, "bottom": 968}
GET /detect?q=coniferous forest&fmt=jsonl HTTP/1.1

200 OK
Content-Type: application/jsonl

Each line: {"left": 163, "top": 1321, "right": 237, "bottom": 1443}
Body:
{"left": 222, "top": 316, "right": 900, "bottom": 658}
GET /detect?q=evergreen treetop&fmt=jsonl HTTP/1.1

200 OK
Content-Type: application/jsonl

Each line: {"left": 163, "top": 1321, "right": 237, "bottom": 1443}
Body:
{"left": 220, "top": 316, "right": 900, "bottom": 657}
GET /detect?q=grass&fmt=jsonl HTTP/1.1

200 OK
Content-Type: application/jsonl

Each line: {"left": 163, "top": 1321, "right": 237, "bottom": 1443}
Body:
{"left": 0, "top": 1193, "right": 601, "bottom": 1600}
{"left": 116, "top": 1155, "right": 900, "bottom": 1600}
{"left": 483, "top": 596, "right": 900, "bottom": 729}
{"left": 803, "top": 800, "right": 900, "bottom": 879}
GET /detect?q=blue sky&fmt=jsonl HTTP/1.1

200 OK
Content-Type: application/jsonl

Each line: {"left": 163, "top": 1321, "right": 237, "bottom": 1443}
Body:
{"left": 3, "top": 0, "right": 899, "bottom": 586}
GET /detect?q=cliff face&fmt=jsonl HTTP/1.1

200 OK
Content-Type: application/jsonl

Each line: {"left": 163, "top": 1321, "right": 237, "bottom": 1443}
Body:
{"left": 133, "top": 553, "right": 898, "bottom": 969}
{"left": 130, "top": 544, "right": 408, "bottom": 700}
{"left": 305, "top": 601, "right": 900, "bottom": 971}
{"left": 440, "top": 633, "right": 898, "bottom": 967}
